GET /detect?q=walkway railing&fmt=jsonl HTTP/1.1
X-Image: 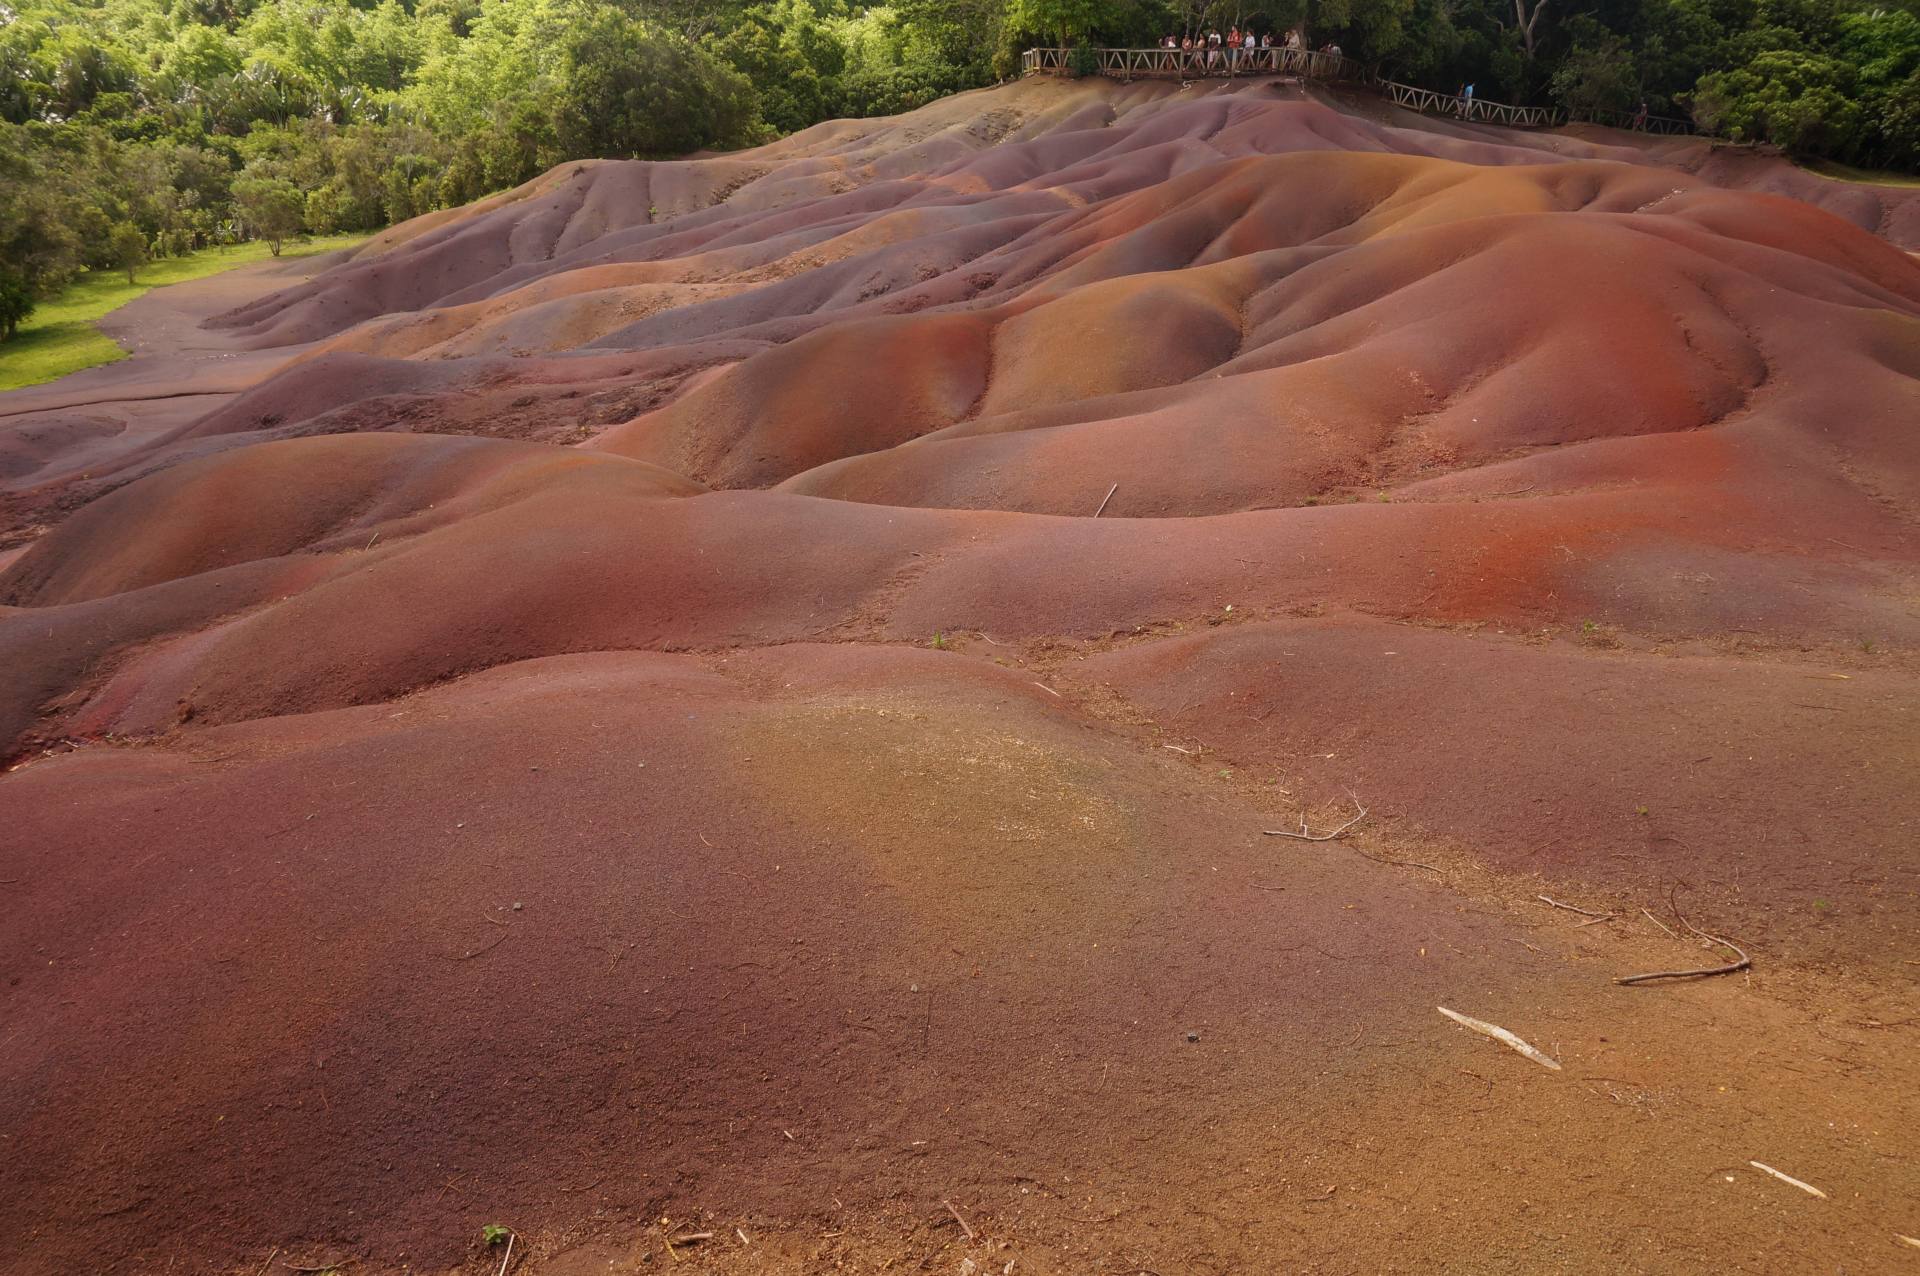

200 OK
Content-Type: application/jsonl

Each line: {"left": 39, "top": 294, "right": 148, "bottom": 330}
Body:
{"left": 1375, "top": 79, "right": 1558, "bottom": 129}
{"left": 1020, "top": 47, "right": 1706, "bottom": 136}
{"left": 1020, "top": 46, "right": 1369, "bottom": 85}
{"left": 1565, "top": 105, "right": 1698, "bottom": 136}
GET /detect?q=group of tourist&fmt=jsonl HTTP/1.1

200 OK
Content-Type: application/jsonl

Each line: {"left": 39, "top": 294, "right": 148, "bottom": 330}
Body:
{"left": 1155, "top": 28, "right": 1343, "bottom": 74}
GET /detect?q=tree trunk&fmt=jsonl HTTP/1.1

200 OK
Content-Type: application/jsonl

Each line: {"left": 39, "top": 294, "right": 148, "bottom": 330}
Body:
{"left": 1513, "top": 0, "right": 1547, "bottom": 58}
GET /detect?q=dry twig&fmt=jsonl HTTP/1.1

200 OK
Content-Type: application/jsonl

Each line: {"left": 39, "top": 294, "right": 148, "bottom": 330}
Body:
{"left": 1538, "top": 894, "right": 1609, "bottom": 918}
{"left": 1438, "top": 1006, "right": 1562, "bottom": 1071}
{"left": 1749, "top": 1161, "right": 1825, "bottom": 1198}
{"left": 1094, "top": 483, "right": 1118, "bottom": 517}
{"left": 1264, "top": 799, "right": 1368, "bottom": 842}
{"left": 1640, "top": 907, "right": 1680, "bottom": 940}
{"left": 443, "top": 931, "right": 509, "bottom": 962}
{"left": 943, "top": 1200, "right": 976, "bottom": 1242}
{"left": 1616, "top": 890, "right": 1750, "bottom": 985}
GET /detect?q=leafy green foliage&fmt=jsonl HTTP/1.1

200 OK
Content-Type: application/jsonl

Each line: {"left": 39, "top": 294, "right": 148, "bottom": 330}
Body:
{"left": 1, "top": 0, "right": 1918, "bottom": 347}
{"left": 232, "top": 174, "right": 305, "bottom": 253}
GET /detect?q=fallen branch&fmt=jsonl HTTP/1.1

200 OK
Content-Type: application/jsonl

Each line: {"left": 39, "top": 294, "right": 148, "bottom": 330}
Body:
{"left": 1437, "top": 1006, "right": 1562, "bottom": 1071}
{"left": 1749, "top": 1161, "right": 1826, "bottom": 1199}
{"left": 1616, "top": 894, "right": 1750, "bottom": 985}
{"left": 1264, "top": 799, "right": 1368, "bottom": 842}
{"left": 943, "top": 1200, "right": 976, "bottom": 1242}
{"left": 283, "top": 1262, "right": 357, "bottom": 1273}
{"left": 1094, "top": 483, "right": 1118, "bottom": 517}
{"left": 1640, "top": 907, "right": 1680, "bottom": 940}
{"left": 671, "top": 1232, "right": 714, "bottom": 1245}
{"left": 1538, "top": 894, "right": 1608, "bottom": 919}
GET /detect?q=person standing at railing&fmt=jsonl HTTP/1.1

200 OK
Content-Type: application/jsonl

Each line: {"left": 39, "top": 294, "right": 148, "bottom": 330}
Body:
{"left": 1206, "top": 29, "right": 1222, "bottom": 75}
{"left": 1632, "top": 100, "right": 1648, "bottom": 129}
{"left": 1228, "top": 27, "right": 1242, "bottom": 72}
{"left": 1459, "top": 82, "right": 1475, "bottom": 118}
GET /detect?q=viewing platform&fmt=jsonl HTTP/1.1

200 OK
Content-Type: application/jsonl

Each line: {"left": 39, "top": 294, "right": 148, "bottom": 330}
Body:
{"left": 1020, "top": 46, "right": 1700, "bottom": 135}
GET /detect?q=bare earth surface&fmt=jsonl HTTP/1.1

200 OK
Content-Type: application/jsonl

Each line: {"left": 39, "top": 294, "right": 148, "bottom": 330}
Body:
{"left": 2, "top": 76, "right": 1917, "bottom": 1275}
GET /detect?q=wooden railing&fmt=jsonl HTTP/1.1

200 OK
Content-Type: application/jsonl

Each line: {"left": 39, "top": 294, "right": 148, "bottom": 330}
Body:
{"left": 1020, "top": 46, "right": 1369, "bottom": 84}
{"left": 1565, "top": 105, "right": 1698, "bottom": 136}
{"left": 1019, "top": 47, "right": 1710, "bottom": 137}
{"left": 1374, "top": 79, "right": 1560, "bottom": 129}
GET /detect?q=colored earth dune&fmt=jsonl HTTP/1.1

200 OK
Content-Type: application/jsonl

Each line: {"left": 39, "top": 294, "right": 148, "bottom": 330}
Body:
{"left": 2, "top": 77, "right": 1917, "bottom": 1275}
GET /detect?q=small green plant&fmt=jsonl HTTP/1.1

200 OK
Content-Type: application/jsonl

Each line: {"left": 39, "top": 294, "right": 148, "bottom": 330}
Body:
{"left": 1859, "top": 637, "right": 1876, "bottom": 654}
{"left": 482, "top": 1223, "right": 513, "bottom": 1247}
{"left": 1583, "top": 620, "right": 1599, "bottom": 633}
{"left": 1635, "top": 805, "right": 1649, "bottom": 816}
{"left": 929, "top": 632, "right": 949, "bottom": 650}
{"left": 1813, "top": 898, "right": 1834, "bottom": 914}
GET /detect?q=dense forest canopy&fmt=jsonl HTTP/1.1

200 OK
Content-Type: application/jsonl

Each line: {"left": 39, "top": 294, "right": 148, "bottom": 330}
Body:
{"left": 2, "top": 0, "right": 1918, "bottom": 337}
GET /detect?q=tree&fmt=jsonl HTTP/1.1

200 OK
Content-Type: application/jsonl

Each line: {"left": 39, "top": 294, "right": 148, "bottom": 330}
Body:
{"left": 1551, "top": 18, "right": 1640, "bottom": 112}
{"left": 1005, "top": 0, "right": 1119, "bottom": 46}
{"left": 232, "top": 175, "right": 305, "bottom": 254}
{"left": 554, "top": 10, "right": 760, "bottom": 159}
{"left": 1695, "top": 48, "right": 1864, "bottom": 153}
{"left": 0, "top": 267, "right": 32, "bottom": 341}
{"left": 108, "top": 221, "right": 147, "bottom": 283}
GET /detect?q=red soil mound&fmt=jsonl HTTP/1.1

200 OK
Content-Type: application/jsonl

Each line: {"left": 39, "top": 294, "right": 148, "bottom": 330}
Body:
{"left": 3, "top": 73, "right": 1920, "bottom": 1276}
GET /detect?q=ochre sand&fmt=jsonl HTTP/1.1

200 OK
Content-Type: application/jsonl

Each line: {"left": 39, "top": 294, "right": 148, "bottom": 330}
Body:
{"left": 2, "top": 76, "right": 1917, "bottom": 1275}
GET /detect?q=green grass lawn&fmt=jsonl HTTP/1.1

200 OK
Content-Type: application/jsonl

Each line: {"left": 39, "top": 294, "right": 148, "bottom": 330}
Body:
{"left": 0, "top": 233, "right": 369, "bottom": 393}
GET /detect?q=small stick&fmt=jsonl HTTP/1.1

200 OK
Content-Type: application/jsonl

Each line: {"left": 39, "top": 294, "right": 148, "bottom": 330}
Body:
{"left": 1356, "top": 849, "right": 1442, "bottom": 876}
{"left": 1032, "top": 682, "right": 1061, "bottom": 697}
{"left": 1162, "top": 744, "right": 1192, "bottom": 754}
{"left": 1438, "top": 1006, "right": 1562, "bottom": 1071}
{"left": 1538, "top": 894, "right": 1608, "bottom": 918}
{"left": 255, "top": 1248, "right": 280, "bottom": 1276}
{"left": 1749, "top": 1161, "right": 1826, "bottom": 1199}
{"left": 364, "top": 531, "right": 380, "bottom": 552}
{"left": 943, "top": 1200, "right": 976, "bottom": 1242}
{"left": 1574, "top": 914, "right": 1617, "bottom": 928}
{"left": 1896, "top": 1234, "right": 1920, "bottom": 1250}
{"left": 1615, "top": 909, "right": 1749, "bottom": 985}
{"left": 1641, "top": 907, "right": 1680, "bottom": 940}
{"left": 187, "top": 753, "right": 238, "bottom": 764}
{"left": 1094, "top": 483, "right": 1118, "bottom": 517}
{"left": 496, "top": 1232, "right": 515, "bottom": 1276}
{"left": 736, "top": 1228, "right": 752, "bottom": 1246}
{"left": 1264, "top": 800, "right": 1367, "bottom": 841}
{"left": 671, "top": 1232, "right": 714, "bottom": 1244}
{"left": 443, "top": 931, "right": 509, "bottom": 961}
{"left": 284, "top": 1262, "right": 357, "bottom": 1273}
